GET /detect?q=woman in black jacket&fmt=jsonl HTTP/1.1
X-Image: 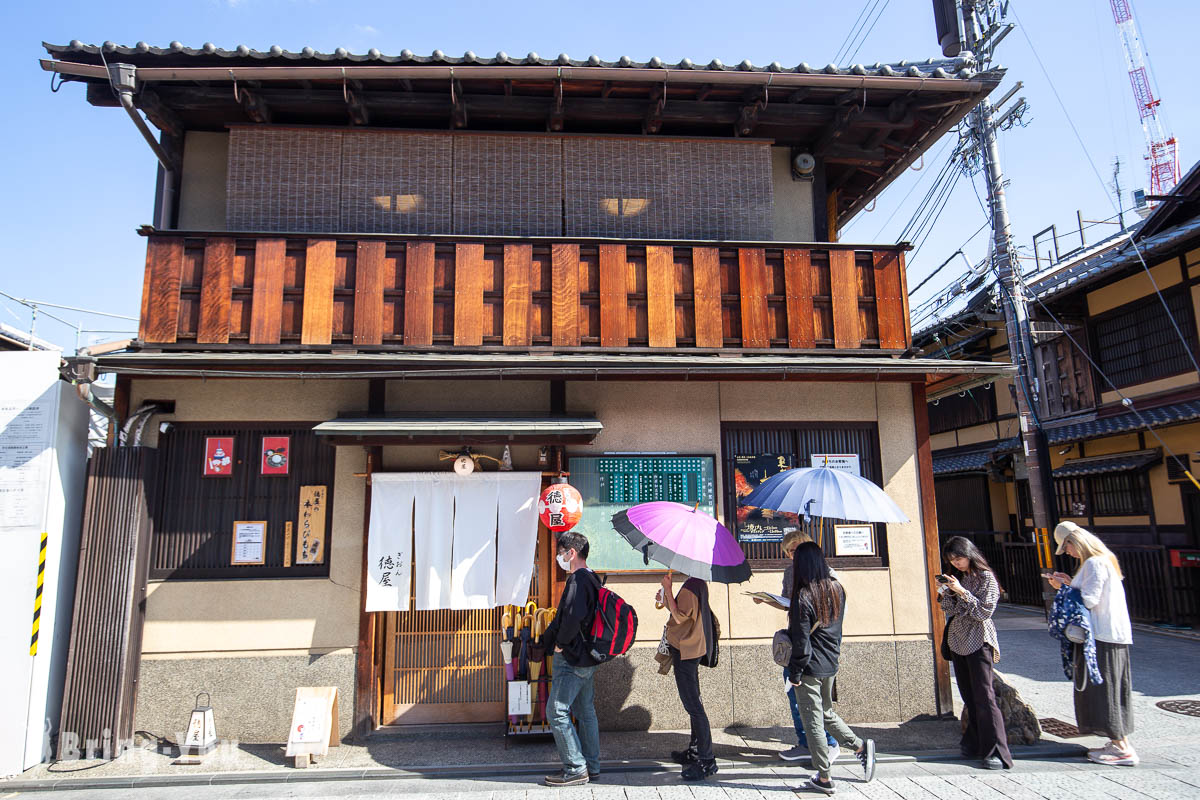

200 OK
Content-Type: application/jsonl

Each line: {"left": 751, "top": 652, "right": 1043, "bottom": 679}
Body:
{"left": 788, "top": 542, "right": 876, "bottom": 795}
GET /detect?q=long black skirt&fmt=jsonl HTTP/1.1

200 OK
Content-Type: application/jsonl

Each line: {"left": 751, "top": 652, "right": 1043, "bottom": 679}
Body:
{"left": 1073, "top": 641, "right": 1134, "bottom": 740}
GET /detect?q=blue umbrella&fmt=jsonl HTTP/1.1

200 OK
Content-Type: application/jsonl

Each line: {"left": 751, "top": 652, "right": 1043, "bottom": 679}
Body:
{"left": 740, "top": 466, "right": 909, "bottom": 524}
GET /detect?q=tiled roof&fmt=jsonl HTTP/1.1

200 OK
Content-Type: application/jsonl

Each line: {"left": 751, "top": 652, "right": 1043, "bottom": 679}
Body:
{"left": 1043, "top": 400, "right": 1200, "bottom": 445}
{"left": 932, "top": 448, "right": 995, "bottom": 475}
{"left": 44, "top": 40, "right": 986, "bottom": 80}
{"left": 1052, "top": 448, "right": 1160, "bottom": 479}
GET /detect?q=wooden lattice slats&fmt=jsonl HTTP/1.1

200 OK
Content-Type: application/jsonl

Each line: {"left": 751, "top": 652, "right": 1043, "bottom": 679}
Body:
{"left": 141, "top": 232, "right": 910, "bottom": 353}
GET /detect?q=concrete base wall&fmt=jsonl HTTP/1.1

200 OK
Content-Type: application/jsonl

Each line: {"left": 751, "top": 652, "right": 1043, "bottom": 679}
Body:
{"left": 591, "top": 639, "right": 937, "bottom": 731}
{"left": 133, "top": 652, "right": 355, "bottom": 744}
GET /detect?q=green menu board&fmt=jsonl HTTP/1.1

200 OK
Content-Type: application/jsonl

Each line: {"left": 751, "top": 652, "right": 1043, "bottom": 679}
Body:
{"left": 568, "top": 455, "right": 717, "bottom": 572}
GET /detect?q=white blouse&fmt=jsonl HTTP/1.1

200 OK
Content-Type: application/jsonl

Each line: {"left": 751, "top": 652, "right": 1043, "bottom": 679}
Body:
{"left": 1072, "top": 556, "right": 1133, "bottom": 645}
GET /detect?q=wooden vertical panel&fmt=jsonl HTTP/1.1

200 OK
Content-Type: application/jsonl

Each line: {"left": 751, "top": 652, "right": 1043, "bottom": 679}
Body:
{"left": 737, "top": 248, "right": 770, "bottom": 348}
{"left": 354, "top": 241, "right": 386, "bottom": 345}
{"left": 551, "top": 244, "right": 580, "bottom": 347}
{"left": 249, "top": 238, "right": 286, "bottom": 345}
{"left": 196, "top": 237, "right": 235, "bottom": 344}
{"left": 140, "top": 237, "right": 185, "bottom": 343}
{"left": 454, "top": 243, "right": 485, "bottom": 346}
{"left": 691, "top": 247, "right": 723, "bottom": 348}
{"left": 645, "top": 245, "right": 676, "bottom": 348}
{"left": 301, "top": 239, "right": 337, "bottom": 345}
{"left": 913, "top": 382, "right": 954, "bottom": 714}
{"left": 599, "top": 244, "right": 628, "bottom": 347}
{"left": 782, "top": 249, "right": 815, "bottom": 349}
{"left": 503, "top": 244, "right": 533, "bottom": 346}
{"left": 898, "top": 251, "right": 912, "bottom": 348}
{"left": 829, "top": 249, "right": 860, "bottom": 348}
{"left": 873, "top": 250, "right": 907, "bottom": 350}
{"left": 403, "top": 241, "right": 435, "bottom": 346}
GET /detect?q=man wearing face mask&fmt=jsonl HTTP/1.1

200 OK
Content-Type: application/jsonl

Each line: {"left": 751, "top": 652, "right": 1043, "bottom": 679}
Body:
{"left": 541, "top": 531, "right": 602, "bottom": 786}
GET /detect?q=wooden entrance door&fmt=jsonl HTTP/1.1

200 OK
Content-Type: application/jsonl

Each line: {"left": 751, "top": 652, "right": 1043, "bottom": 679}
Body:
{"left": 381, "top": 607, "right": 504, "bottom": 724}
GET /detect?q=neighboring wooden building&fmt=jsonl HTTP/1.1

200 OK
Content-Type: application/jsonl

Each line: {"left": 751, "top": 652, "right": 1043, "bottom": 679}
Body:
{"left": 917, "top": 160, "right": 1200, "bottom": 625}
{"left": 43, "top": 41, "right": 1007, "bottom": 744}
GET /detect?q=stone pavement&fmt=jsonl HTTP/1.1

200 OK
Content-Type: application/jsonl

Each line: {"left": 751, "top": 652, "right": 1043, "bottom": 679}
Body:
{"left": 6, "top": 605, "right": 1199, "bottom": 798}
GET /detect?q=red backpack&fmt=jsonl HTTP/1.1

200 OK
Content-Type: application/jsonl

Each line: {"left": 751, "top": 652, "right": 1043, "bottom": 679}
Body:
{"left": 587, "top": 586, "right": 638, "bottom": 662}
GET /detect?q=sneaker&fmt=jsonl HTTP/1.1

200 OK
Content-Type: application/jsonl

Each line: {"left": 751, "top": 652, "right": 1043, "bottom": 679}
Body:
{"left": 856, "top": 739, "right": 876, "bottom": 783}
{"left": 671, "top": 747, "right": 699, "bottom": 765}
{"left": 588, "top": 771, "right": 600, "bottom": 781}
{"left": 680, "top": 758, "right": 718, "bottom": 781}
{"left": 1087, "top": 742, "right": 1122, "bottom": 757}
{"left": 779, "top": 744, "right": 809, "bottom": 761}
{"left": 543, "top": 770, "right": 589, "bottom": 786}
{"left": 805, "top": 775, "right": 836, "bottom": 795}
{"left": 982, "top": 756, "right": 1004, "bottom": 770}
{"left": 1089, "top": 748, "right": 1139, "bottom": 767}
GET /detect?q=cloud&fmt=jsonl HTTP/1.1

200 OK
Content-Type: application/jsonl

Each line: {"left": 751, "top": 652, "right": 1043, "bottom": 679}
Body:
{"left": 355, "top": 24, "right": 379, "bottom": 35}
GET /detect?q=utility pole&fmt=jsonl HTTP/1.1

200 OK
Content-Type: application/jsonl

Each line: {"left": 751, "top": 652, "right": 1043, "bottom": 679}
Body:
{"left": 1112, "top": 157, "right": 1126, "bottom": 231}
{"left": 954, "top": 1, "right": 1057, "bottom": 545}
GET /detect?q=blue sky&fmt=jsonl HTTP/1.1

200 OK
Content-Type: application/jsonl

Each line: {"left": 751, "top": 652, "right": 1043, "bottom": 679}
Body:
{"left": 2, "top": 0, "right": 1195, "bottom": 352}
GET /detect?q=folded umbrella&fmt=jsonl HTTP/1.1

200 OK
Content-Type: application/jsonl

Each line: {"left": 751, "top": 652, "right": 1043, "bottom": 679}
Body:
{"left": 518, "top": 613, "right": 533, "bottom": 679}
{"left": 611, "top": 501, "right": 751, "bottom": 583}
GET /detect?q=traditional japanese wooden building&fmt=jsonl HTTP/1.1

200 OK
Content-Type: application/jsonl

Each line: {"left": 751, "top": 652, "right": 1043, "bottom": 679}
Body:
{"left": 43, "top": 40, "right": 1009, "bottom": 745}
{"left": 917, "top": 159, "right": 1200, "bottom": 626}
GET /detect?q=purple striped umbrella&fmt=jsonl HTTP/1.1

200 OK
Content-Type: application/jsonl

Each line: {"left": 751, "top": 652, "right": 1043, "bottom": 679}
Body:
{"left": 611, "top": 502, "right": 752, "bottom": 583}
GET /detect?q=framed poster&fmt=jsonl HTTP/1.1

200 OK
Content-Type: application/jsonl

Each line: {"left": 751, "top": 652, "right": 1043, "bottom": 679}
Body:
{"left": 733, "top": 453, "right": 799, "bottom": 543}
{"left": 204, "top": 436, "right": 234, "bottom": 477}
{"left": 262, "top": 436, "right": 290, "bottom": 475}
{"left": 231, "top": 520, "right": 267, "bottom": 565}
{"left": 568, "top": 454, "right": 716, "bottom": 572}
{"left": 833, "top": 524, "right": 875, "bottom": 556}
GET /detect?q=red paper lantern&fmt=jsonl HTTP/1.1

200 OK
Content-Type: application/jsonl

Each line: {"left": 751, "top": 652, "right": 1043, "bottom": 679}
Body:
{"left": 538, "top": 483, "right": 583, "bottom": 532}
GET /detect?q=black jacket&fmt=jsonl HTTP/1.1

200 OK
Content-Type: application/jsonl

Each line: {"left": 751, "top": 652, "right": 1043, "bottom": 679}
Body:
{"left": 787, "top": 582, "right": 845, "bottom": 681}
{"left": 544, "top": 568, "right": 601, "bottom": 667}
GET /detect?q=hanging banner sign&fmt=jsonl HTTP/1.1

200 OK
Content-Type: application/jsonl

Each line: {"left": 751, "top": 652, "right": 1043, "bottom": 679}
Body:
{"left": 810, "top": 454, "right": 861, "bottom": 475}
{"left": 261, "top": 436, "right": 290, "bottom": 476}
{"left": 204, "top": 437, "right": 234, "bottom": 477}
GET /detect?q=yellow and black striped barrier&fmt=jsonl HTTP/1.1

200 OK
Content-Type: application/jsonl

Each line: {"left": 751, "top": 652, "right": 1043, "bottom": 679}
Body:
{"left": 30, "top": 531, "right": 47, "bottom": 656}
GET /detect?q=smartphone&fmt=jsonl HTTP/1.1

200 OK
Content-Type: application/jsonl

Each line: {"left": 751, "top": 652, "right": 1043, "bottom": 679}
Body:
{"left": 935, "top": 574, "right": 949, "bottom": 584}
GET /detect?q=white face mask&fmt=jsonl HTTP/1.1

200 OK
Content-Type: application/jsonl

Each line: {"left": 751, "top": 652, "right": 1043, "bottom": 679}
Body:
{"left": 556, "top": 552, "right": 573, "bottom": 571}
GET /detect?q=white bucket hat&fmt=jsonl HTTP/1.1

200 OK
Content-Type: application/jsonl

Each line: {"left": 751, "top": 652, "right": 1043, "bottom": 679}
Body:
{"left": 1053, "top": 520, "right": 1089, "bottom": 555}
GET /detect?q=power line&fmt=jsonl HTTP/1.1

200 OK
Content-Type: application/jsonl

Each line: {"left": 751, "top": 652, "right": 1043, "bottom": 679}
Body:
{"left": 832, "top": 0, "right": 881, "bottom": 66}
{"left": 1008, "top": 0, "right": 1200, "bottom": 378}
{"left": 843, "top": 0, "right": 892, "bottom": 65}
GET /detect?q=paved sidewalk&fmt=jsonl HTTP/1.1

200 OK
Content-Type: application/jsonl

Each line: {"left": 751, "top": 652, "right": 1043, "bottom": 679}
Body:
{"left": 6, "top": 604, "right": 1198, "bottom": 798}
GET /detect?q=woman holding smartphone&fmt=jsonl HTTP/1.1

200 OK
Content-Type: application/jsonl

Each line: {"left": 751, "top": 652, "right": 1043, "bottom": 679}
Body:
{"left": 1047, "top": 521, "right": 1136, "bottom": 766}
{"left": 938, "top": 536, "right": 1012, "bottom": 770}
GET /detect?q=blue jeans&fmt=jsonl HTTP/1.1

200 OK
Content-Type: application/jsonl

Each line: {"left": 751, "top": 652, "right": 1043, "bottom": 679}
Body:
{"left": 786, "top": 667, "right": 836, "bottom": 748}
{"left": 547, "top": 652, "right": 600, "bottom": 775}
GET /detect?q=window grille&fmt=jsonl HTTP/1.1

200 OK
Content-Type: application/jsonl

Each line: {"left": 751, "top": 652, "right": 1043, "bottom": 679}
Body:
{"left": 1093, "top": 290, "right": 1197, "bottom": 388}
{"left": 1054, "top": 471, "right": 1148, "bottom": 517}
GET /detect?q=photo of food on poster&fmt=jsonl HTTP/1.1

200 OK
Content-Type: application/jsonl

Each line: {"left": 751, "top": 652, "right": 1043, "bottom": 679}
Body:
{"left": 204, "top": 436, "right": 234, "bottom": 477}
{"left": 261, "top": 436, "right": 290, "bottom": 476}
{"left": 733, "top": 454, "right": 799, "bottom": 543}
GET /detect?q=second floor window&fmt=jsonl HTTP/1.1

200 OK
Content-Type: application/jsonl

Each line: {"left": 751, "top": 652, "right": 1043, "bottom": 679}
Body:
{"left": 1092, "top": 289, "right": 1198, "bottom": 388}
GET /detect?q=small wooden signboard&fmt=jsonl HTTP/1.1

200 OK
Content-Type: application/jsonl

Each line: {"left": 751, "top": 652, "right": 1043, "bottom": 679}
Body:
{"left": 283, "top": 521, "right": 293, "bottom": 568}
{"left": 230, "top": 520, "right": 267, "bottom": 565}
{"left": 284, "top": 686, "right": 339, "bottom": 768}
{"left": 297, "top": 485, "right": 327, "bottom": 564}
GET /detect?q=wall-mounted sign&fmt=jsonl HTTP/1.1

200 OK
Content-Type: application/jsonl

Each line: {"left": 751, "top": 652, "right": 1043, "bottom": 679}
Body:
{"left": 231, "top": 520, "right": 267, "bottom": 565}
{"left": 204, "top": 437, "right": 234, "bottom": 477}
{"left": 261, "top": 436, "right": 290, "bottom": 476}
{"left": 297, "top": 485, "right": 327, "bottom": 564}
{"left": 833, "top": 524, "right": 875, "bottom": 557}
{"left": 811, "top": 453, "right": 860, "bottom": 475}
{"left": 733, "top": 454, "right": 798, "bottom": 543}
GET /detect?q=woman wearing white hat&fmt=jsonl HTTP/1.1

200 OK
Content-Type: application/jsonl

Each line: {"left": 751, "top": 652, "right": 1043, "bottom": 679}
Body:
{"left": 1047, "top": 521, "right": 1136, "bottom": 766}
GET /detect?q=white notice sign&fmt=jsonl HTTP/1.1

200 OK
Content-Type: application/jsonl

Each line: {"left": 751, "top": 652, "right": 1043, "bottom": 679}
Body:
{"left": 833, "top": 524, "right": 876, "bottom": 556}
{"left": 811, "top": 454, "right": 861, "bottom": 475}
{"left": 231, "top": 521, "right": 266, "bottom": 565}
{"left": 291, "top": 697, "right": 327, "bottom": 743}
{"left": 0, "top": 354, "right": 59, "bottom": 529}
{"left": 507, "top": 681, "right": 532, "bottom": 716}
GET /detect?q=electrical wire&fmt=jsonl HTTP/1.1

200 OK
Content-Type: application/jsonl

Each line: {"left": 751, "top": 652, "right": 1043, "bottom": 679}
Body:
{"left": 862, "top": 137, "right": 955, "bottom": 241}
{"left": 832, "top": 0, "right": 882, "bottom": 66}
{"left": 843, "top": 0, "right": 892, "bottom": 66}
{"left": 1000, "top": 262, "right": 1200, "bottom": 490}
{"left": 909, "top": 220, "right": 991, "bottom": 298}
{"left": 1008, "top": 0, "right": 1200, "bottom": 379}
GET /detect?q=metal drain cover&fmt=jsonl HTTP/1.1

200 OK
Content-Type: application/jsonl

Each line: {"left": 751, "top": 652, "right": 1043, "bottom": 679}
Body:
{"left": 1157, "top": 700, "right": 1200, "bottom": 717}
{"left": 1038, "top": 718, "right": 1083, "bottom": 737}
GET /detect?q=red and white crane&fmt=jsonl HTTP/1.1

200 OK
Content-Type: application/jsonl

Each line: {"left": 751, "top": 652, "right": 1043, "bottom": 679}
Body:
{"left": 1109, "top": 0, "right": 1180, "bottom": 196}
